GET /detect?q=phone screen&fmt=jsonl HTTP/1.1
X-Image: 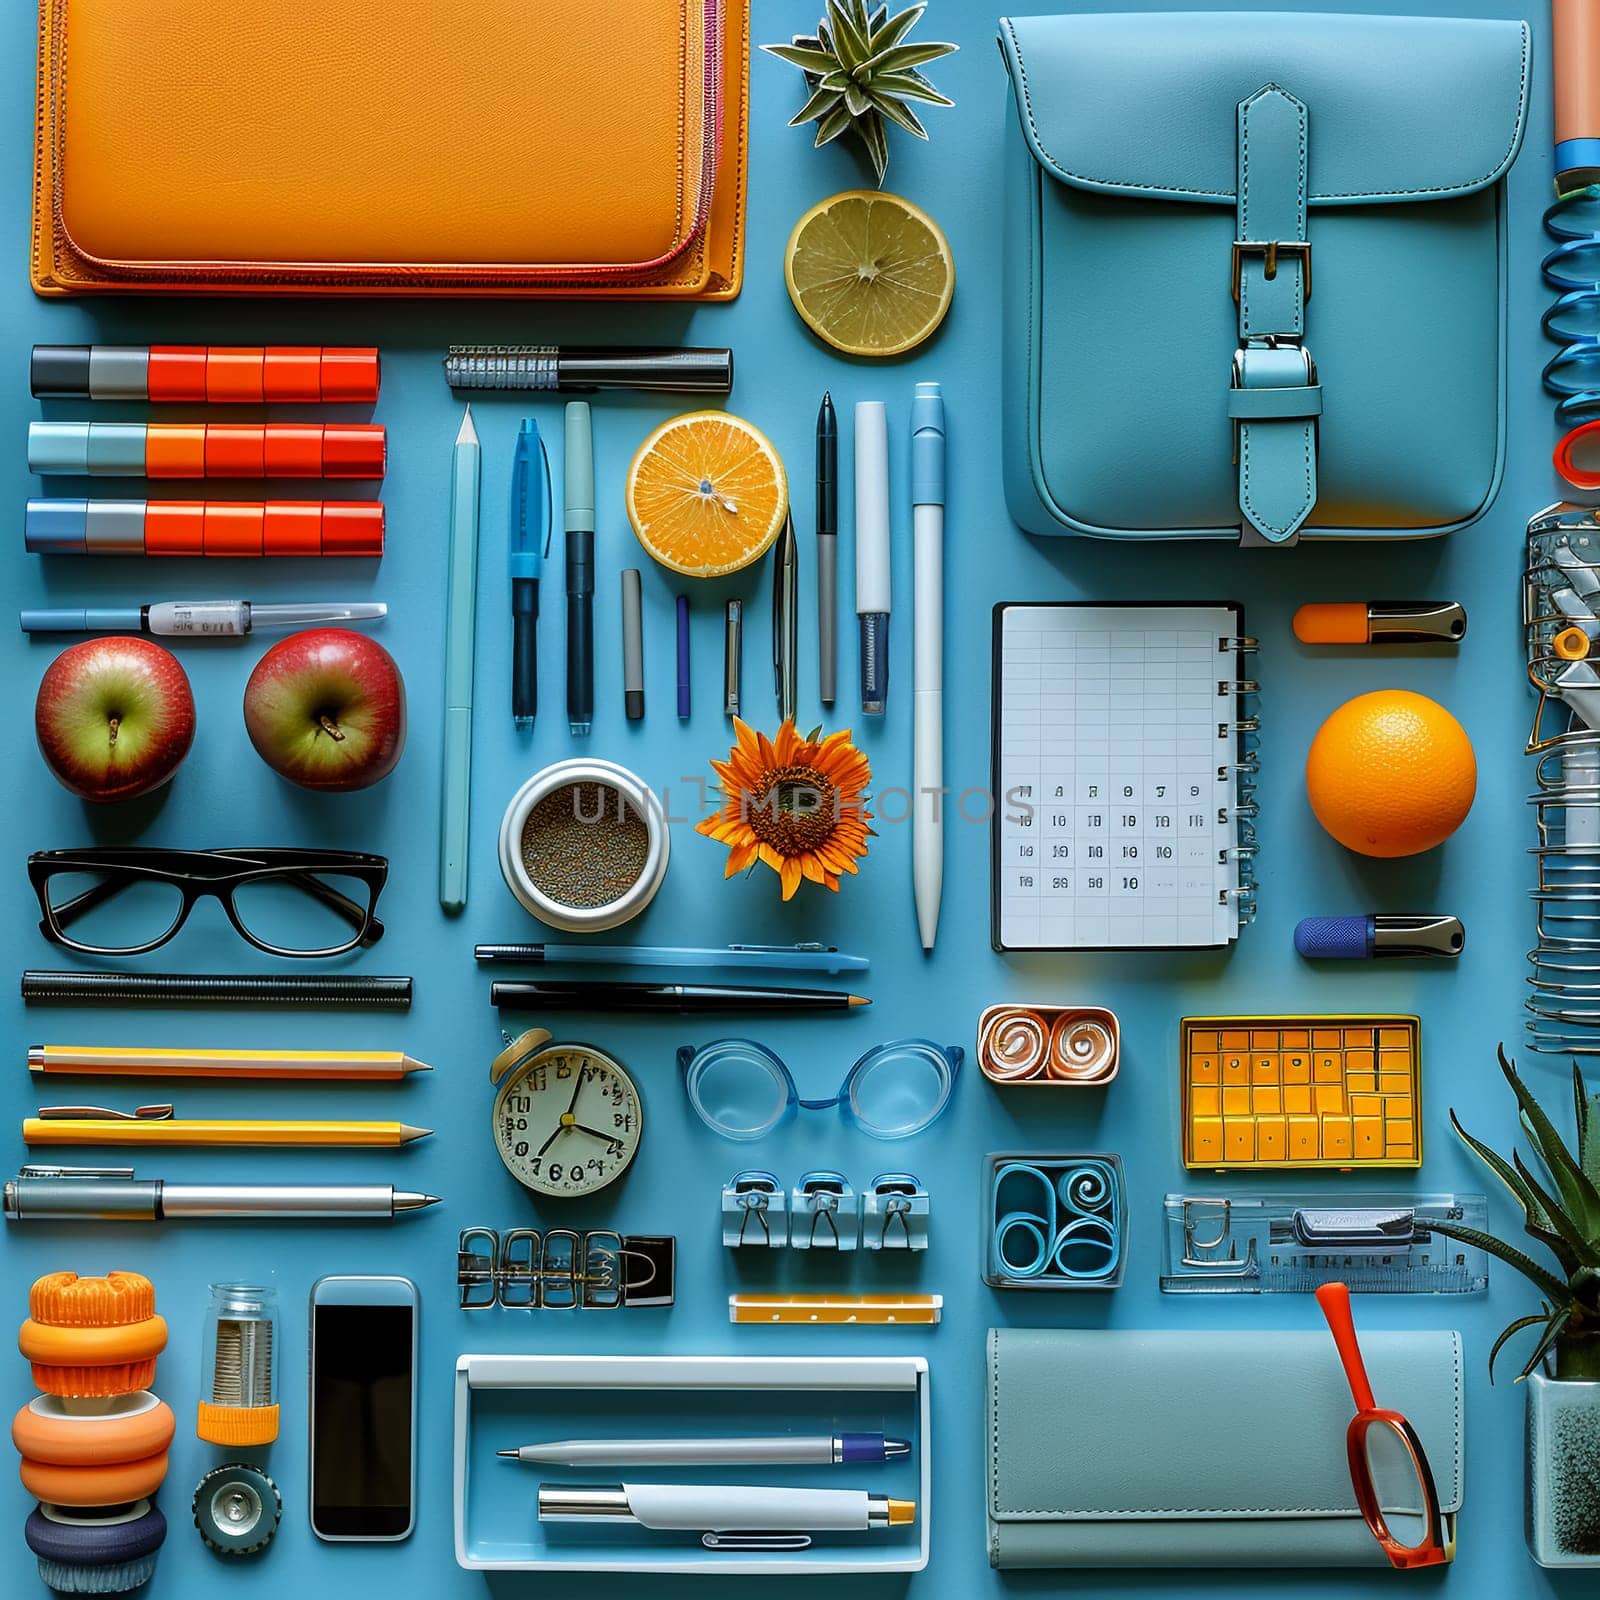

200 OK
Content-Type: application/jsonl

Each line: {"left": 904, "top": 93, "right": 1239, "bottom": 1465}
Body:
{"left": 310, "top": 1301, "right": 414, "bottom": 1538}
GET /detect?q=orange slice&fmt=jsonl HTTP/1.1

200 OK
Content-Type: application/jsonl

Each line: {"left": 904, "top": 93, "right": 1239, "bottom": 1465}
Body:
{"left": 625, "top": 412, "right": 788, "bottom": 577}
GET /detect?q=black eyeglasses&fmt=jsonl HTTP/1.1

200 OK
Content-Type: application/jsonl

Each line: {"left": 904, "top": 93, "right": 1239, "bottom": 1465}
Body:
{"left": 29, "top": 848, "right": 387, "bottom": 958}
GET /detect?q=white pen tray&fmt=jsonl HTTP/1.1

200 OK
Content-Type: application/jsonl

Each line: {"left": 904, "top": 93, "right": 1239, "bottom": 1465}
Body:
{"left": 453, "top": 1353, "right": 930, "bottom": 1573}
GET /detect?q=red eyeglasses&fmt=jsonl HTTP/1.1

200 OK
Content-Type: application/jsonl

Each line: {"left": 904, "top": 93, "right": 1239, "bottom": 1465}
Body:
{"left": 1315, "top": 1282, "right": 1450, "bottom": 1568}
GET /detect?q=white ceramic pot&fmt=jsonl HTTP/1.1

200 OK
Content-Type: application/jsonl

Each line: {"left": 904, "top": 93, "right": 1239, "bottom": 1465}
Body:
{"left": 497, "top": 758, "right": 669, "bottom": 934}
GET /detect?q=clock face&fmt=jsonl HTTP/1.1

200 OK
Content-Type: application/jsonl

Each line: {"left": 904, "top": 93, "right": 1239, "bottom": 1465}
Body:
{"left": 490, "top": 1037, "right": 643, "bottom": 1199}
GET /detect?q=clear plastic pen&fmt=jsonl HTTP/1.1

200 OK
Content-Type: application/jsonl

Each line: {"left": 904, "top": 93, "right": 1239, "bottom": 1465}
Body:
{"left": 19, "top": 601, "right": 386, "bottom": 637}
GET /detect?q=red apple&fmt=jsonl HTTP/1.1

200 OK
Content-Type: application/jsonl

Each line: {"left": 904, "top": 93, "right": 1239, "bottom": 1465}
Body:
{"left": 244, "top": 628, "right": 405, "bottom": 792}
{"left": 35, "top": 637, "right": 196, "bottom": 802}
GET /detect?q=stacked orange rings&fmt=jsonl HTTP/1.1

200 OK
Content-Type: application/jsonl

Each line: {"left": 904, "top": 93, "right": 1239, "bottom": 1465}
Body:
{"left": 14, "top": 1271, "right": 174, "bottom": 1521}
{"left": 20, "top": 1272, "right": 167, "bottom": 1396}
{"left": 977, "top": 1004, "right": 1121, "bottom": 1085}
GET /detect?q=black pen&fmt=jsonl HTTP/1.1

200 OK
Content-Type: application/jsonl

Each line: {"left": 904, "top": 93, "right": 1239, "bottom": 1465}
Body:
{"left": 490, "top": 981, "right": 870, "bottom": 1013}
{"left": 510, "top": 419, "right": 549, "bottom": 730}
{"left": 773, "top": 511, "right": 798, "bottom": 722}
{"left": 817, "top": 393, "right": 838, "bottom": 707}
{"left": 564, "top": 402, "right": 595, "bottom": 736}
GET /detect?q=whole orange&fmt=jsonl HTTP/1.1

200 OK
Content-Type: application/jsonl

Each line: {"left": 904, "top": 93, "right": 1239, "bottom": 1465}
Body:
{"left": 1305, "top": 689, "right": 1476, "bottom": 857}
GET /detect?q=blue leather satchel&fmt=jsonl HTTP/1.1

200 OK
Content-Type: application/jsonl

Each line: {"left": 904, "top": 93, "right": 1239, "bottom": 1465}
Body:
{"left": 998, "top": 11, "right": 1531, "bottom": 545}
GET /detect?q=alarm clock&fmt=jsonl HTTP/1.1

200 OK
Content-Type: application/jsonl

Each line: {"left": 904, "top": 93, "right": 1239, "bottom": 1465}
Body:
{"left": 488, "top": 1029, "right": 643, "bottom": 1199}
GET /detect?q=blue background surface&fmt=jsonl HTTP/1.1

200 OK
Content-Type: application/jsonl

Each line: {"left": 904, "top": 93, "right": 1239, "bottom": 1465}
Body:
{"left": 0, "top": 1, "right": 1590, "bottom": 1596}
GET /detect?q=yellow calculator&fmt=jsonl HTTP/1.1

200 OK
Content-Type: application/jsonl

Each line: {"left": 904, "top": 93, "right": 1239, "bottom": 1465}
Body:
{"left": 1180, "top": 1015, "right": 1421, "bottom": 1171}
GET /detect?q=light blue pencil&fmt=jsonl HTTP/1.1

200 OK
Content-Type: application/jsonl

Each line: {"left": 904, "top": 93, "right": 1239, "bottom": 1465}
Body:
{"left": 440, "top": 406, "right": 481, "bottom": 913}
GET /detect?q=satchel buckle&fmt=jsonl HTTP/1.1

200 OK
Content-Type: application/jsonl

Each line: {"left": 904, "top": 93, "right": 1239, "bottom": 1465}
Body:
{"left": 1230, "top": 339, "right": 1318, "bottom": 464}
{"left": 1231, "top": 239, "right": 1312, "bottom": 304}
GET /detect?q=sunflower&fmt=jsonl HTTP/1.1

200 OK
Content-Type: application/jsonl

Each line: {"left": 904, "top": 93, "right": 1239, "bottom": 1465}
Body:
{"left": 697, "top": 718, "right": 874, "bottom": 899}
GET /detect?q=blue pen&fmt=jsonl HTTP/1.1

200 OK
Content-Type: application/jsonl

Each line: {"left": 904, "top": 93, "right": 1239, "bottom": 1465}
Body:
{"left": 511, "top": 419, "right": 551, "bottom": 730}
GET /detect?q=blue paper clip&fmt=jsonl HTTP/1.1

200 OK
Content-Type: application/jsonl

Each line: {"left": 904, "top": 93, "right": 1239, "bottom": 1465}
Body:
{"left": 792, "top": 1170, "right": 857, "bottom": 1251}
{"left": 722, "top": 1170, "right": 787, "bottom": 1248}
{"left": 990, "top": 1157, "right": 1122, "bottom": 1287}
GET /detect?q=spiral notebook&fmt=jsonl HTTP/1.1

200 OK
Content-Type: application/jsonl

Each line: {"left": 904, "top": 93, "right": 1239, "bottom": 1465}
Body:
{"left": 990, "top": 603, "right": 1259, "bottom": 951}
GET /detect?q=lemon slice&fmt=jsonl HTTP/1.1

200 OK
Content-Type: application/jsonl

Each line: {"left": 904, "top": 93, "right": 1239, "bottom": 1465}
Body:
{"left": 784, "top": 190, "right": 954, "bottom": 358}
{"left": 625, "top": 411, "right": 788, "bottom": 577}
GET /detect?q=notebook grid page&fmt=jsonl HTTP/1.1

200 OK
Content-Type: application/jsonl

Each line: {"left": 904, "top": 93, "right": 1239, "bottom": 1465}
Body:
{"left": 994, "top": 606, "right": 1242, "bottom": 950}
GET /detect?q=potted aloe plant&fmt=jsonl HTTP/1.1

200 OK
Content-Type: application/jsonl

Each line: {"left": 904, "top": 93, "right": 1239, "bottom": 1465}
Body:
{"left": 1430, "top": 1047, "right": 1600, "bottom": 1567}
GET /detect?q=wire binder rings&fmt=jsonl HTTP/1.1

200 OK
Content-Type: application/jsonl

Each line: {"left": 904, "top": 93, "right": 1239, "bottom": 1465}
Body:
{"left": 1220, "top": 634, "right": 1261, "bottom": 926}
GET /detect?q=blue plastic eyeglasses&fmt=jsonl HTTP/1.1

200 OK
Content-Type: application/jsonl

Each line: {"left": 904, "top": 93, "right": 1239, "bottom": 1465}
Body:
{"left": 677, "top": 1037, "right": 962, "bottom": 1140}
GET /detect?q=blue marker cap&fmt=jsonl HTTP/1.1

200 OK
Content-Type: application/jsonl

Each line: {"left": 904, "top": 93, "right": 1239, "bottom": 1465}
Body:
{"left": 24, "top": 500, "right": 89, "bottom": 554}
{"left": 510, "top": 418, "right": 547, "bottom": 581}
{"left": 21, "top": 608, "right": 143, "bottom": 633}
{"left": 910, "top": 380, "right": 945, "bottom": 505}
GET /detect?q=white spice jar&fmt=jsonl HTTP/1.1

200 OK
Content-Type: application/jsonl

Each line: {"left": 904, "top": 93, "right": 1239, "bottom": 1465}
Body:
{"left": 497, "top": 758, "right": 670, "bottom": 933}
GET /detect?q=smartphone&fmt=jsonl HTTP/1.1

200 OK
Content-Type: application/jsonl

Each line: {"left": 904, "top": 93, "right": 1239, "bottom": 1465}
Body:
{"left": 308, "top": 1275, "right": 418, "bottom": 1541}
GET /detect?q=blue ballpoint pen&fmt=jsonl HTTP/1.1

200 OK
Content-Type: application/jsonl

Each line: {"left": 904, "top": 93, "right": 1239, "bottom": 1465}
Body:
{"left": 565, "top": 402, "right": 595, "bottom": 736}
{"left": 511, "top": 419, "right": 551, "bottom": 730}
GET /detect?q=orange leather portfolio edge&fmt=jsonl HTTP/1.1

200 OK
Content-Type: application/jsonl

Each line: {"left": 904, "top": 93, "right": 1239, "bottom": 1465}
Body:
{"left": 32, "top": 0, "right": 747, "bottom": 299}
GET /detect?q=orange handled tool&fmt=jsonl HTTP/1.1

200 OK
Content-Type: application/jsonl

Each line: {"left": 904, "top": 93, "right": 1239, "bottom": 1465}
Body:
{"left": 1292, "top": 602, "right": 1465, "bottom": 645}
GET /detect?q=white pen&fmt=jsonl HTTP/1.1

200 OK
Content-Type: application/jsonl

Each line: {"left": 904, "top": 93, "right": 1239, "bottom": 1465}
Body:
{"left": 501, "top": 1433, "right": 911, "bottom": 1467}
{"left": 855, "top": 401, "right": 891, "bottom": 715}
{"left": 911, "top": 382, "right": 945, "bottom": 951}
{"left": 537, "top": 1482, "right": 915, "bottom": 1534}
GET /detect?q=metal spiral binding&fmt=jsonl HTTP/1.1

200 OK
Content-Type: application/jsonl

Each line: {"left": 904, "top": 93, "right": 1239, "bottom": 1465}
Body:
{"left": 442, "top": 345, "right": 561, "bottom": 390}
{"left": 1523, "top": 507, "right": 1600, "bottom": 1051}
{"left": 1218, "top": 634, "right": 1261, "bottom": 926}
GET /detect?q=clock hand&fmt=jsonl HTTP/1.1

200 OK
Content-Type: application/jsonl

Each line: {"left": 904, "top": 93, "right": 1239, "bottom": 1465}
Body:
{"left": 572, "top": 1122, "right": 624, "bottom": 1147}
{"left": 562, "top": 1069, "right": 587, "bottom": 1119}
{"left": 536, "top": 1124, "right": 567, "bottom": 1157}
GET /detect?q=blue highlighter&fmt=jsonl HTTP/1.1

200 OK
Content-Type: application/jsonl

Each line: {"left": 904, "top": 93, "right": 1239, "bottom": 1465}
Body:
{"left": 1294, "top": 914, "right": 1464, "bottom": 960}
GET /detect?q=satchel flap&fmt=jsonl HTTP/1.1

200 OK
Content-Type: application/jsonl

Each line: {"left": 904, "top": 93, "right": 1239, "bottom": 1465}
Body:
{"left": 998, "top": 11, "right": 1529, "bottom": 204}
{"left": 49, "top": 0, "right": 716, "bottom": 274}
{"left": 987, "top": 1328, "right": 1463, "bottom": 1520}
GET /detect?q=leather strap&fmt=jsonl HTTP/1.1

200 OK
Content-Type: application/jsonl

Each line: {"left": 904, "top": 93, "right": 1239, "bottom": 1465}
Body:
{"left": 1233, "top": 85, "right": 1317, "bottom": 547}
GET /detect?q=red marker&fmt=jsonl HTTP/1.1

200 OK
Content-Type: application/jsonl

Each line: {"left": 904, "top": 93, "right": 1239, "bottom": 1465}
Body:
{"left": 30, "top": 346, "right": 380, "bottom": 404}
{"left": 29, "top": 422, "right": 385, "bottom": 480}
{"left": 26, "top": 500, "right": 384, "bottom": 557}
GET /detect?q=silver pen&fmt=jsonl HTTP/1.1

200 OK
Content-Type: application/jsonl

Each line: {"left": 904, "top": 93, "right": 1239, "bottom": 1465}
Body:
{"left": 19, "top": 600, "right": 386, "bottom": 637}
{"left": 502, "top": 1434, "right": 912, "bottom": 1467}
{"left": 3, "top": 1166, "right": 440, "bottom": 1221}
{"left": 725, "top": 598, "right": 743, "bottom": 716}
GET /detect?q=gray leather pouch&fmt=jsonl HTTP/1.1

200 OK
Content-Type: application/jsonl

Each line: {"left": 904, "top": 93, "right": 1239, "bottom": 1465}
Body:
{"left": 986, "top": 1327, "right": 1463, "bottom": 1567}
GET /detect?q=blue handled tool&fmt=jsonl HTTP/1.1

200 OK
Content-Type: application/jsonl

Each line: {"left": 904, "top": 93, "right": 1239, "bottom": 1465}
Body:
{"left": 511, "top": 419, "right": 551, "bottom": 731}
{"left": 1294, "top": 914, "right": 1463, "bottom": 960}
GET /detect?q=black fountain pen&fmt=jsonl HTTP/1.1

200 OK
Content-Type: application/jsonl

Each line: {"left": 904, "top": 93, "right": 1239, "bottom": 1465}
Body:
{"left": 490, "top": 982, "right": 870, "bottom": 1013}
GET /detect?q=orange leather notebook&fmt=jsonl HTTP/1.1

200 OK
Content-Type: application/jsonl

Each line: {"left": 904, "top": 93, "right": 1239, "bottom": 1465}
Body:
{"left": 33, "top": 0, "right": 746, "bottom": 299}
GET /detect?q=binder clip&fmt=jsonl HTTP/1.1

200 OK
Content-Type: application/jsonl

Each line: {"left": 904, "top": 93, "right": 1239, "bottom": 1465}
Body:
{"left": 861, "top": 1172, "right": 928, "bottom": 1251}
{"left": 456, "top": 1227, "right": 674, "bottom": 1309}
{"left": 792, "top": 1171, "right": 856, "bottom": 1251}
{"left": 722, "top": 1170, "right": 788, "bottom": 1248}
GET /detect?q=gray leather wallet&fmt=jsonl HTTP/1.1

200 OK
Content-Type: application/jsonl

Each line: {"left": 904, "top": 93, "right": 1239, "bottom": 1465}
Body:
{"left": 986, "top": 1327, "right": 1463, "bottom": 1568}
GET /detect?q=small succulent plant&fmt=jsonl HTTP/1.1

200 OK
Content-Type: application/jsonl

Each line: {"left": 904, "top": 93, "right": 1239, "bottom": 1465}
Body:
{"left": 763, "top": 2, "right": 958, "bottom": 184}
{"left": 1431, "top": 1047, "right": 1600, "bottom": 1381}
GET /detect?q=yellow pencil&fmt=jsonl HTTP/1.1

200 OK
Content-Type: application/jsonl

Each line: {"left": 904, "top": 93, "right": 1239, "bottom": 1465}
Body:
{"left": 25, "top": 1109, "right": 431, "bottom": 1148}
{"left": 29, "top": 1044, "right": 433, "bottom": 1081}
